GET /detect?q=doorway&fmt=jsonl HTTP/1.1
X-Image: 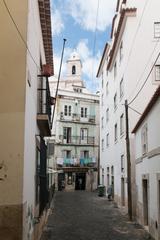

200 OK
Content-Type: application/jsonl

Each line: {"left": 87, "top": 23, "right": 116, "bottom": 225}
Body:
{"left": 63, "top": 127, "right": 71, "bottom": 143}
{"left": 143, "top": 179, "right": 149, "bottom": 226}
{"left": 58, "top": 173, "right": 65, "bottom": 191}
{"left": 121, "top": 178, "right": 125, "bottom": 206}
{"left": 75, "top": 173, "right": 86, "bottom": 190}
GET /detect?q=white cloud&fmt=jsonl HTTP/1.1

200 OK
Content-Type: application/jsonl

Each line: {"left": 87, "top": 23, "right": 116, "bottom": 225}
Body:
{"left": 51, "top": 9, "right": 64, "bottom": 36}
{"left": 76, "top": 39, "right": 100, "bottom": 80}
{"left": 64, "top": 0, "right": 117, "bottom": 32}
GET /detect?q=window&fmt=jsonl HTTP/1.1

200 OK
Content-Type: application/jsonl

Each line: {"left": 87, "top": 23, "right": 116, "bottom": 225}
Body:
{"left": 114, "top": 123, "right": 118, "bottom": 142}
{"left": 120, "top": 78, "right": 124, "bottom": 98}
{"left": 121, "top": 154, "right": 125, "bottom": 172}
{"left": 74, "top": 88, "right": 82, "bottom": 93}
{"left": 120, "top": 114, "right": 124, "bottom": 135}
{"left": 106, "top": 82, "right": 109, "bottom": 96}
{"left": 155, "top": 65, "right": 160, "bottom": 81}
{"left": 64, "top": 105, "right": 67, "bottom": 116}
{"left": 141, "top": 124, "right": 148, "bottom": 155}
{"left": 63, "top": 127, "right": 71, "bottom": 143}
{"left": 84, "top": 150, "right": 89, "bottom": 159}
{"left": 119, "top": 41, "right": 123, "bottom": 62}
{"left": 102, "top": 71, "right": 104, "bottom": 88}
{"left": 102, "top": 139, "right": 104, "bottom": 151}
{"left": 80, "top": 128, "right": 88, "bottom": 143}
{"left": 81, "top": 107, "right": 87, "bottom": 118}
{"left": 72, "top": 65, "right": 76, "bottom": 74}
{"left": 64, "top": 105, "right": 72, "bottom": 116}
{"left": 101, "top": 117, "right": 104, "bottom": 128}
{"left": 106, "top": 108, "right": 109, "bottom": 122}
{"left": 114, "top": 61, "right": 117, "bottom": 79}
{"left": 81, "top": 129, "right": 84, "bottom": 140}
{"left": 69, "top": 106, "right": 71, "bottom": 116}
{"left": 35, "top": 147, "right": 40, "bottom": 205}
{"left": 48, "top": 142, "right": 54, "bottom": 156}
{"left": 101, "top": 94, "right": 104, "bottom": 106}
{"left": 80, "top": 150, "right": 89, "bottom": 159}
{"left": 111, "top": 166, "right": 114, "bottom": 175}
{"left": 63, "top": 150, "right": 71, "bottom": 159}
{"left": 114, "top": 93, "right": 117, "bottom": 110}
{"left": 85, "top": 108, "right": 87, "bottom": 117}
{"left": 81, "top": 107, "right": 84, "bottom": 117}
{"left": 106, "top": 57, "right": 109, "bottom": 76}
{"left": 154, "top": 22, "right": 160, "bottom": 38}
{"left": 106, "top": 133, "right": 109, "bottom": 147}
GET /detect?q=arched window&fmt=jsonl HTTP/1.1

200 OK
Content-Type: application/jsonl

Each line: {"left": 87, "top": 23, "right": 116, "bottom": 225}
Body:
{"left": 72, "top": 65, "right": 76, "bottom": 75}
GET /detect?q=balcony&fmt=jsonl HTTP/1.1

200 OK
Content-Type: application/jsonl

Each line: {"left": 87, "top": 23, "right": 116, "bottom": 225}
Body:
{"left": 58, "top": 135, "right": 95, "bottom": 145}
{"left": 57, "top": 157, "right": 96, "bottom": 167}
{"left": 60, "top": 113, "right": 95, "bottom": 123}
{"left": 37, "top": 76, "right": 52, "bottom": 136}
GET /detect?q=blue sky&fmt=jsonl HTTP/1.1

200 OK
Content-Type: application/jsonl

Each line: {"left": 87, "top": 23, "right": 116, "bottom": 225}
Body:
{"left": 51, "top": 0, "right": 117, "bottom": 93}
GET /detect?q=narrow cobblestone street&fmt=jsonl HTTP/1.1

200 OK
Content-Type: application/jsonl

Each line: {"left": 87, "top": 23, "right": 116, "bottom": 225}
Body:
{"left": 41, "top": 191, "right": 152, "bottom": 240}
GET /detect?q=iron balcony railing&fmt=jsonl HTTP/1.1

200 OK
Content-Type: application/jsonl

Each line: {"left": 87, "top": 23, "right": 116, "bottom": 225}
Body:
{"left": 59, "top": 135, "right": 95, "bottom": 145}
{"left": 37, "top": 76, "right": 51, "bottom": 122}
{"left": 57, "top": 157, "right": 97, "bottom": 167}
{"left": 60, "top": 113, "right": 95, "bottom": 123}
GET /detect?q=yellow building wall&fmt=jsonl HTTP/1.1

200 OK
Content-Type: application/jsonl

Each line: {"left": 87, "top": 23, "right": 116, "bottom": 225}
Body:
{"left": 0, "top": 1, "right": 28, "bottom": 238}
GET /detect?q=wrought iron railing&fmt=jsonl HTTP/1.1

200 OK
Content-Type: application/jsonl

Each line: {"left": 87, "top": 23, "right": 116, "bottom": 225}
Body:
{"left": 37, "top": 76, "right": 51, "bottom": 122}
{"left": 59, "top": 113, "right": 95, "bottom": 123}
{"left": 57, "top": 157, "right": 96, "bottom": 167}
{"left": 58, "top": 135, "right": 95, "bottom": 145}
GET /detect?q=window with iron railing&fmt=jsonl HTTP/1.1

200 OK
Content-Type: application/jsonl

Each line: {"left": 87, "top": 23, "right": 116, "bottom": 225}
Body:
{"left": 59, "top": 135, "right": 95, "bottom": 145}
{"left": 37, "top": 76, "right": 51, "bottom": 121}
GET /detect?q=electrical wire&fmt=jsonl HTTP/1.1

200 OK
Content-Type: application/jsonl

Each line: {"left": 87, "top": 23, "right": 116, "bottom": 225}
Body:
{"left": 128, "top": 106, "right": 142, "bottom": 115}
{"left": 128, "top": 39, "right": 160, "bottom": 102}
{"left": 121, "top": 0, "right": 150, "bottom": 83}
{"left": 128, "top": 52, "right": 160, "bottom": 105}
{"left": 2, "top": 0, "right": 40, "bottom": 71}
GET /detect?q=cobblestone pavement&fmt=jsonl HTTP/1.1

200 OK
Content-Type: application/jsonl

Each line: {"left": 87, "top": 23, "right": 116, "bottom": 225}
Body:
{"left": 41, "top": 191, "right": 152, "bottom": 240}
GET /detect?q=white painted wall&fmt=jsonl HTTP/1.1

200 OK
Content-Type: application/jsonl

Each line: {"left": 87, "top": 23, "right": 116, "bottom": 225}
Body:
{"left": 134, "top": 98, "right": 160, "bottom": 240}
{"left": 23, "top": 0, "right": 46, "bottom": 237}
{"left": 98, "top": 0, "right": 160, "bottom": 212}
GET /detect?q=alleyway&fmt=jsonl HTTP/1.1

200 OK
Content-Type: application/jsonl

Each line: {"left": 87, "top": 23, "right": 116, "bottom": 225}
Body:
{"left": 41, "top": 191, "right": 151, "bottom": 240}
